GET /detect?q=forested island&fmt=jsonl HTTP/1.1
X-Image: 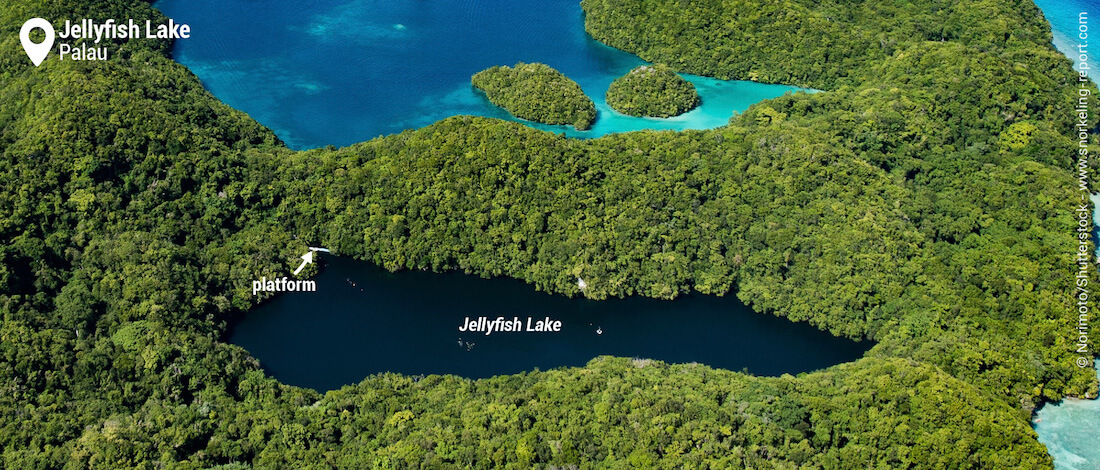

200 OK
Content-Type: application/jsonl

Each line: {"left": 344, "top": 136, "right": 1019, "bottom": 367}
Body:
{"left": 606, "top": 64, "right": 700, "bottom": 117}
{"left": 471, "top": 62, "right": 596, "bottom": 130}
{"left": 1, "top": 0, "right": 1098, "bottom": 467}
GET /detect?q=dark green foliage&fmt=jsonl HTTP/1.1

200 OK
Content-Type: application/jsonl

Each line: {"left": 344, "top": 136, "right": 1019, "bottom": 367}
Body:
{"left": 50, "top": 357, "right": 1054, "bottom": 468}
{"left": 579, "top": 0, "right": 1054, "bottom": 90}
{"left": 0, "top": 0, "right": 1097, "bottom": 467}
{"left": 471, "top": 62, "right": 597, "bottom": 130}
{"left": 606, "top": 64, "right": 700, "bottom": 117}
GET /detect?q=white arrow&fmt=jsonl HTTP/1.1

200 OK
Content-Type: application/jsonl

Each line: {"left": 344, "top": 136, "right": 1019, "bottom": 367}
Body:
{"left": 293, "top": 251, "right": 314, "bottom": 276}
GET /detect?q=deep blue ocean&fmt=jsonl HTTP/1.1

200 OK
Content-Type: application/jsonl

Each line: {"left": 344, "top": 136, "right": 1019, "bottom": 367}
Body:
{"left": 154, "top": 0, "right": 803, "bottom": 150}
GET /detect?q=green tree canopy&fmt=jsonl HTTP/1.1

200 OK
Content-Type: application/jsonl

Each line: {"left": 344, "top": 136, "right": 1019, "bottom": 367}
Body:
{"left": 606, "top": 64, "right": 700, "bottom": 117}
{"left": 472, "top": 62, "right": 597, "bottom": 130}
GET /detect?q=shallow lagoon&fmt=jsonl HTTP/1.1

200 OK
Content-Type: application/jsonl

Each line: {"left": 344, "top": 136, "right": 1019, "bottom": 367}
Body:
{"left": 1034, "top": 359, "right": 1100, "bottom": 470}
{"left": 155, "top": 0, "right": 805, "bottom": 149}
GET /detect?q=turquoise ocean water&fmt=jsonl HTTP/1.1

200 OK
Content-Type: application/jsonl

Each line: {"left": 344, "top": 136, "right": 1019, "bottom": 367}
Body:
{"left": 154, "top": 0, "right": 804, "bottom": 150}
{"left": 1035, "top": 0, "right": 1096, "bottom": 85}
{"left": 1035, "top": 359, "right": 1100, "bottom": 470}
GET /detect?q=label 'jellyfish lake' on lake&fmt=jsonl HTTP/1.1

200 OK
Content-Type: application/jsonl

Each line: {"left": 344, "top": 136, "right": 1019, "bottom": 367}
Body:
{"left": 229, "top": 256, "right": 870, "bottom": 391}
{"left": 153, "top": 0, "right": 807, "bottom": 150}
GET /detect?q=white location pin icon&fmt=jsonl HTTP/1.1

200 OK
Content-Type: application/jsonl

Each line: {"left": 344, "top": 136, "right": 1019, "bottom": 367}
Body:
{"left": 20, "top": 18, "right": 55, "bottom": 67}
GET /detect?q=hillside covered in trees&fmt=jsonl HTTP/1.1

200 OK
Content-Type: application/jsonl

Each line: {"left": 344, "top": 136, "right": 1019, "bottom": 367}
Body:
{"left": 471, "top": 62, "right": 597, "bottom": 130}
{"left": 606, "top": 64, "right": 700, "bottom": 117}
{"left": 0, "top": 0, "right": 1097, "bottom": 467}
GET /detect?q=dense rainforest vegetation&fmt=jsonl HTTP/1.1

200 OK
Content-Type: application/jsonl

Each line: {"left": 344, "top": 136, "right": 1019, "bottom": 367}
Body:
{"left": 471, "top": 62, "right": 597, "bottom": 130}
{"left": 605, "top": 64, "right": 700, "bottom": 117}
{"left": 1, "top": 0, "right": 1098, "bottom": 467}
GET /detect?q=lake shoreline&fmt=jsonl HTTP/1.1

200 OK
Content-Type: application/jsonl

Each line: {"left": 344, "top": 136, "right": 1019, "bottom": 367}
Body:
{"left": 230, "top": 255, "right": 870, "bottom": 391}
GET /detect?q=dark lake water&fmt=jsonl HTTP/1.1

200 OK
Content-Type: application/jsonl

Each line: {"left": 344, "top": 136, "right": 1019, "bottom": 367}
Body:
{"left": 229, "top": 256, "right": 870, "bottom": 391}
{"left": 153, "top": 0, "right": 805, "bottom": 149}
